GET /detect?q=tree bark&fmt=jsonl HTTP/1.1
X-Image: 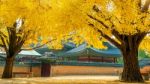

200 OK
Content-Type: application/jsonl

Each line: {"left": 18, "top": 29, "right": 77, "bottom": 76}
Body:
{"left": 121, "top": 44, "right": 144, "bottom": 82}
{"left": 2, "top": 57, "right": 14, "bottom": 78}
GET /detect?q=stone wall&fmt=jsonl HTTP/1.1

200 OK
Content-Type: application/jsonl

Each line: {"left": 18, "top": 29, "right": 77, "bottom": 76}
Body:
{"left": 0, "top": 66, "right": 41, "bottom": 77}
{"left": 0, "top": 65, "right": 149, "bottom": 77}
{"left": 51, "top": 65, "right": 123, "bottom": 76}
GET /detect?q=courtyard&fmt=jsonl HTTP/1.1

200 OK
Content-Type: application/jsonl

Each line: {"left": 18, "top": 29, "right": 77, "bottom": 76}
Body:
{"left": 0, "top": 75, "right": 149, "bottom": 84}
{"left": 1, "top": 0, "right": 150, "bottom": 83}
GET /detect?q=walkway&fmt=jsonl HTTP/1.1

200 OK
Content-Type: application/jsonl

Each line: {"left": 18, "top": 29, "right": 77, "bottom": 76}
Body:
{"left": 0, "top": 75, "right": 148, "bottom": 84}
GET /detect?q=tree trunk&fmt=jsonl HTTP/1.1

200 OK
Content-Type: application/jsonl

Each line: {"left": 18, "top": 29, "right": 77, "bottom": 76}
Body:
{"left": 2, "top": 57, "right": 14, "bottom": 78}
{"left": 121, "top": 45, "right": 144, "bottom": 82}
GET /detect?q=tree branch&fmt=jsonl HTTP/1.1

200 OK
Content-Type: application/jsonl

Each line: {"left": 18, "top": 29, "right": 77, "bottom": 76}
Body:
{"left": 87, "top": 14, "right": 109, "bottom": 29}
{"left": 88, "top": 13, "right": 123, "bottom": 44}
{"left": 136, "top": 32, "right": 147, "bottom": 47}
{"left": 16, "top": 30, "right": 31, "bottom": 51}
{"left": 112, "top": 30, "right": 124, "bottom": 43}
{"left": 142, "top": 0, "right": 150, "bottom": 12}
{"left": 0, "top": 44, "right": 4, "bottom": 47}
{"left": 21, "top": 39, "right": 56, "bottom": 50}
{"left": 0, "top": 35, "right": 8, "bottom": 54}
{"left": 88, "top": 23, "right": 121, "bottom": 49}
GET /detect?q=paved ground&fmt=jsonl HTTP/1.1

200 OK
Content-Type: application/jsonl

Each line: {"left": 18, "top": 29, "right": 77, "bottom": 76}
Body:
{"left": 0, "top": 75, "right": 148, "bottom": 84}
{"left": 51, "top": 75, "right": 119, "bottom": 80}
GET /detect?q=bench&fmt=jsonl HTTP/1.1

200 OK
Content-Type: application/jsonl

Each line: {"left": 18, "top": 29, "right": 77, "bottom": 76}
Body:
{"left": 13, "top": 72, "right": 33, "bottom": 77}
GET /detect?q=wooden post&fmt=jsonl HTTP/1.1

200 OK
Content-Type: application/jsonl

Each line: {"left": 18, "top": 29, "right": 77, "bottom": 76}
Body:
{"left": 102, "top": 57, "right": 104, "bottom": 62}
{"left": 114, "top": 57, "right": 116, "bottom": 63}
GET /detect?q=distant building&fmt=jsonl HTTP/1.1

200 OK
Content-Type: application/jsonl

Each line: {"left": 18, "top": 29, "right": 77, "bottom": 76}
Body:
{"left": 57, "top": 42, "right": 121, "bottom": 63}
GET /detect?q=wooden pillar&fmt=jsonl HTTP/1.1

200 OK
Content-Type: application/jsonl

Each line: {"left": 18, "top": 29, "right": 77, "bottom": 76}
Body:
{"left": 102, "top": 57, "right": 104, "bottom": 62}
{"left": 114, "top": 57, "right": 117, "bottom": 63}
{"left": 88, "top": 56, "right": 89, "bottom": 62}
{"left": 68, "top": 57, "right": 69, "bottom": 61}
{"left": 114, "top": 57, "right": 115, "bottom": 63}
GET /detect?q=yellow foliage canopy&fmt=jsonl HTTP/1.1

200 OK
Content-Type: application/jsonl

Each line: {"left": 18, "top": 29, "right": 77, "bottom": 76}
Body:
{"left": 0, "top": 0, "right": 77, "bottom": 49}
{"left": 0, "top": 0, "right": 150, "bottom": 50}
{"left": 0, "top": 0, "right": 106, "bottom": 49}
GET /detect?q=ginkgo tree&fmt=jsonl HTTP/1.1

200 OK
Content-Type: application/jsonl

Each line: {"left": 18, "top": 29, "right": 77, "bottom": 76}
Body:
{"left": 84, "top": 0, "right": 150, "bottom": 82}
{"left": 0, "top": 0, "right": 76, "bottom": 78}
{"left": 0, "top": 1, "right": 51, "bottom": 78}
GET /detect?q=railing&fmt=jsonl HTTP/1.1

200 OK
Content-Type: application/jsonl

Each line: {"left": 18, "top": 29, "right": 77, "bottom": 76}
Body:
{"left": 56, "top": 61, "right": 123, "bottom": 67}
